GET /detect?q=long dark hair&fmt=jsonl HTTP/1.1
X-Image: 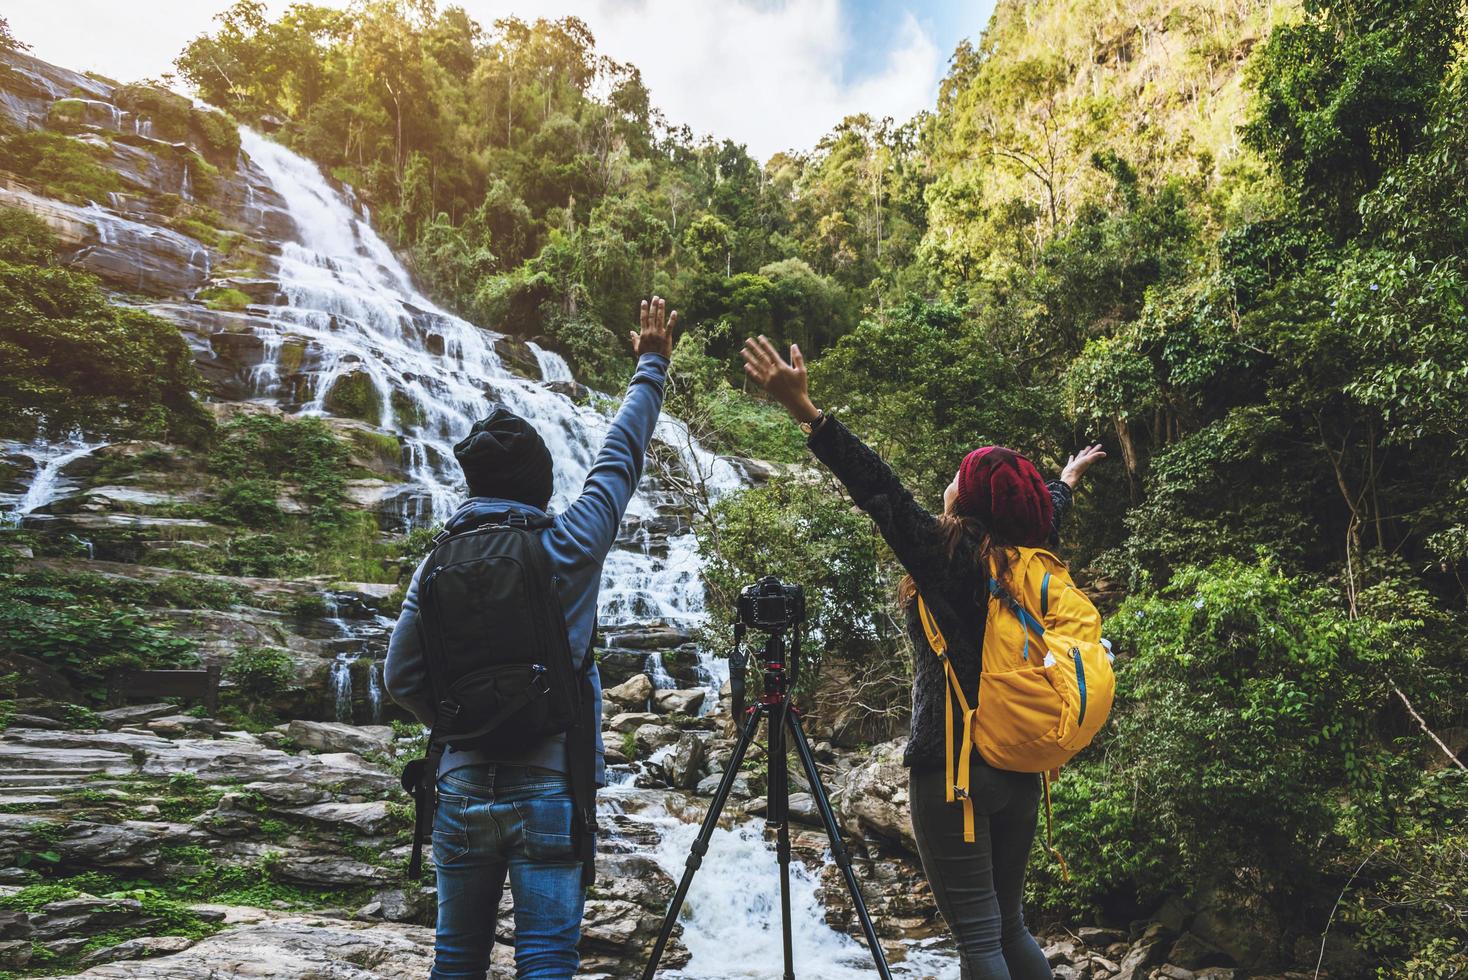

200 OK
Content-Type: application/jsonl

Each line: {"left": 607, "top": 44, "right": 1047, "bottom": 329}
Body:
{"left": 897, "top": 513, "right": 1016, "bottom": 609}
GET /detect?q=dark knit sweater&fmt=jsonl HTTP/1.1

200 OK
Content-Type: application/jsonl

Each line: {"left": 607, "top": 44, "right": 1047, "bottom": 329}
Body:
{"left": 807, "top": 417, "right": 1072, "bottom": 771}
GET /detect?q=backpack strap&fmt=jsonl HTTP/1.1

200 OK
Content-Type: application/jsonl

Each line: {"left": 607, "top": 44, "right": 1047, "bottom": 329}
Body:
{"left": 1042, "top": 769, "right": 1070, "bottom": 881}
{"left": 567, "top": 619, "right": 600, "bottom": 887}
{"left": 988, "top": 575, "right": 1045, "bottom": 661}
{"left": 917, "top": 597, "right": 978, "bottom": 843}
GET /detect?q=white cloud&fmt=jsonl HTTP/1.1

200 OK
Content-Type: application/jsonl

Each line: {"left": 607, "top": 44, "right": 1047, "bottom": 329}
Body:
{"left": 8, "top": 0, "right": 945, "bottom": 161}
{"left": 458, "top": 0, "right": 944, "bottom": 159}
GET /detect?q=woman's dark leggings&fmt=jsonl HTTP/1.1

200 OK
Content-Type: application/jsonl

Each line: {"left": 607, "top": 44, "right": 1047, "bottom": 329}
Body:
{"left": 909, "top": 763, "right": 1053, "bottom": 980}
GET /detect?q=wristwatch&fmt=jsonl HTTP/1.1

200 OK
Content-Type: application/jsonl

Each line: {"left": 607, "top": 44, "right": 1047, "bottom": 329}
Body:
{"left": 799, "top": 410, "right": 826, "bottom": 436}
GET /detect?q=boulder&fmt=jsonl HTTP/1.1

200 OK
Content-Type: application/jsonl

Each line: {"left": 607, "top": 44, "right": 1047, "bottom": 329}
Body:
{"left": 1112, "top": 938, "right": 1168, "bottom": 980}
{"left": 743, "top": 792, "right": 822, "bottom": 826}
{"left": 606, "top": 712, "right": 659, "bottom": 734}
{"left": 79, "top": 936, "right": 195, "bottom": 967}
{"left": 0, "top": 941, "right": 31, "bottom": 970}
{"left": 660, "top": 734, "right": 706, "bottom": 790}
{"left": 28, "top": 898, "right": 147, "bottom": 940}
{"left": 283, "top": 720, "right": 393, "bottom": 757}
{"left": 633, "top": 724, "right": 681, "bottom": 757}
{"left": 0, "top": 910, "right": 31, "bottom": 940}
{"left": 28, "top": 914, "right": 442, "bottom": 979}
{"left": 604, "top": 674, "right": 653, "bottom": 711}
{"left": 828, "top": 737, "right": 915, "bottom": 854}
{"left": 696, "top": 771, "right": 761, "bottom": 799}
{"left": 1078, "top": 926, "right": 1126, "bottom": 947}
{"left": 1168, "top": 932, "right": 1234, "bottom": 970}
{"left": 652, "top": 688, "right": 705, "bottom": 716}
{"left": 603, "top": 625, "right": 692, "bottom": 650}
{"left": 96, "top": 704, "right": 176, "bottom": 727}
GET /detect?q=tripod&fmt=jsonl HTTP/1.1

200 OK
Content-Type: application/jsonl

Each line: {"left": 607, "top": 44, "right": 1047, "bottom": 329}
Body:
{"left": 641, "top": 622, "right": 894, "bottom": 980}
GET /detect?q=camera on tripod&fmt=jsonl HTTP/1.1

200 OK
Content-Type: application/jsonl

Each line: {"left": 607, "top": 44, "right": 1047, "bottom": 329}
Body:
{"left": 736, "top": 575, "right": 806, "bottom": 632}
{"left": 643, "top": 571, "right": 893, "bottom": 980}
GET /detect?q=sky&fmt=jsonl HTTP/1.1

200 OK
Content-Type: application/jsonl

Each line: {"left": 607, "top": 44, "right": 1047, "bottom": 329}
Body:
{"left": 5, "top": 0, "right": 994, "bottom": 160}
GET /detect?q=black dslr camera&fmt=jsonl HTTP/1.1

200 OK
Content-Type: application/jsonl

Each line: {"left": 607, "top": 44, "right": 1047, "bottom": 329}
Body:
{"left": 737, "top": 575, "right": 806, "bottom": 632}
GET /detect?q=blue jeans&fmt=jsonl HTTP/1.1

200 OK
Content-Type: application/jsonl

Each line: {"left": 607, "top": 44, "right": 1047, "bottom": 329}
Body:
{"left": 431, "top": 764, "right": 585, "bottom": 979}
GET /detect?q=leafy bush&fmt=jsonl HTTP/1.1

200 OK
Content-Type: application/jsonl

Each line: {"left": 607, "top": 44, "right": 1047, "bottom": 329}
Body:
{"left": 225, "top": 646, "right": 296, "bottom": 716}
{"left": 0, "top": 576, "right": 198, "bottom": 700}
{"left": 1029, "top": 560, "right": 1464, "bottom": 964}
{"left": 0, "top": 130, "right": 119, "bottom": 203}
{"left": 697, "top": 478, "right": 900, "bottom": 692}
{"left": 0, "top": 207, "right": 211, "bottom": 443}
{"left": 212, "top": 414, "right": 350, "bottom": 530}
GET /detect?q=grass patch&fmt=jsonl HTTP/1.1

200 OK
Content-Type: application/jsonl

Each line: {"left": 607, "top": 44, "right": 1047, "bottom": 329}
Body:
{"left": 197, "top": 286, "right": 250, "bottom": 311}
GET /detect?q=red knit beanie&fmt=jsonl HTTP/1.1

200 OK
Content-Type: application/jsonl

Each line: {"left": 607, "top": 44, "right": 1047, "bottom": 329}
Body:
{"left": 954, "top": 446, "right": 1053, "bottom": 546}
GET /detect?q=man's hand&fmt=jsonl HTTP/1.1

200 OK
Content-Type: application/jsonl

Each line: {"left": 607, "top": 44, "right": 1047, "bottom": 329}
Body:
{"left": 630, "top": 296, "right": 677, "bottom": 359}
{"left": 740, "top": 335, "right": 820, "bottom": 424}
{"left": 1061, "top": 443, "right": 1107, "bottom": 488}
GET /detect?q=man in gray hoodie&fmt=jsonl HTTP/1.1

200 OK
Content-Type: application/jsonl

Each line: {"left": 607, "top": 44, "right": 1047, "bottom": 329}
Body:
{"left": 386, "top": 297, "right": 675, "bottom": 980}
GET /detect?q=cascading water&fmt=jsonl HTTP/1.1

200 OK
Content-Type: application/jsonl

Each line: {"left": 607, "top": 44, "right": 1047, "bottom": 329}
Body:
{"left": 1, "top": 436, "right": 107, "bottom": 521}
{"left": 237, "top": 127, "right": 734, "bottom": 638}
{"left": 528, "top": 341, "right": 575, "bottom": 384}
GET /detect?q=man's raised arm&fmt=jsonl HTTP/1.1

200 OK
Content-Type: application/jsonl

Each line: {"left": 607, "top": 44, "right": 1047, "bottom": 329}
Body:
{"left": 560, "top": 296, "right": 677, "bottom": 561}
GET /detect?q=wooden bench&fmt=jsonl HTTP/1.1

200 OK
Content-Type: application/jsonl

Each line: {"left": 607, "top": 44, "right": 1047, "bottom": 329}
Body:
{"left": 107, "top": 666, "right": 221, "bottom": 716}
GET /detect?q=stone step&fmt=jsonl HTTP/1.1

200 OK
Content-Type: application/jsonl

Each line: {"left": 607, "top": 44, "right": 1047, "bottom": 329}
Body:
{"left": 0, "top": 793, "right": 62, "bottom": 806}
{"left": 0, "top": 771, "right": 108, "bottom": 786}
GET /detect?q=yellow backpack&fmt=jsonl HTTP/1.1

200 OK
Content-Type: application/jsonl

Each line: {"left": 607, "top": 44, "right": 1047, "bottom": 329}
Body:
{"left": 916, "top": 547, "right": 1115, "bottom": 857}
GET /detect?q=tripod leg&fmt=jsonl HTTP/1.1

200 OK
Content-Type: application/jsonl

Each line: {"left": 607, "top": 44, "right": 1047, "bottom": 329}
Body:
{"left": 788, "top": 712, "right": 895, "bottom": 980}
{"left": 641, "top": 704, "right": 765, "bottom": 980}
{"left": 768, "top": 700, "right": 796, "bottom": 980}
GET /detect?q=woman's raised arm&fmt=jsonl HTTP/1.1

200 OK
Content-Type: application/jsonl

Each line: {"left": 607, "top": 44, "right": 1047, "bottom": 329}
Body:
{"left": 740, "top": 336, "right": 952, "bottom": 592}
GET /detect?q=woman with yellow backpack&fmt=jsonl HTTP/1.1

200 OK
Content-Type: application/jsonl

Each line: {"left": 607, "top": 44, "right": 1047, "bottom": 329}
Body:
{"left": 741, "top": 336, "right": 1112, "bottom": 980}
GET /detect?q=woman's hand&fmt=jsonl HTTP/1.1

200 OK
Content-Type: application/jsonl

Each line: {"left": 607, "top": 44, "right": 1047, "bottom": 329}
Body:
{"left": 741, "top": 335, "right": 820, "bottom": 424}
{"left": 1061, "top": 443, "right": 1107, "bottom": 488}
{"left": 630, "top": 296, "right": 677, "bottom": 359}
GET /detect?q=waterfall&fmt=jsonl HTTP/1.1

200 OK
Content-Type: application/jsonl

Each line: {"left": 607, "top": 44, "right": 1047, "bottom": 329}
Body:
{"left": 2, "top": 437, "right": 107, "bottom": 520}
{"left": 237, "top": 127, "right": 735, "bottom": 630}
{"left": 367, "top": 661, "right": 384, "bottom": 724}
{"left": 527, "top": 341, "right": 574, "bottom": 383}
{"left": 329, "top": 655, "right": 353, "bottom": 723}
{"left": 624, "top": 796, "right": 958, "bottom": 979}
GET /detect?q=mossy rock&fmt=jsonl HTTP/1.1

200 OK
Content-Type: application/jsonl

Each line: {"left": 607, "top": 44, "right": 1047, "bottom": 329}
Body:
{"left": 198, "top": 286, "right": 250, "bottom": 312}
{"left": 323, "top": 371, "right": 381, "bottom": 424}
{"left": 277, "top": 338, "right": 308, "bottom": 376}
{"left": 390, "top": 390, "right": 425, "bottom": 430}
{"left": 348, "top": 429, "right": 404, "bottom": 474}
{"left": 48, "top": 98, "right": 89, "bottom": 131}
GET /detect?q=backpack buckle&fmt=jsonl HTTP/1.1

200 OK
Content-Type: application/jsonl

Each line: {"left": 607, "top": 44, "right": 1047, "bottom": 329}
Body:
{"left": 438, "top": 700, "right": 461, "bottom": 720}
{"left": 506, "top": 513, "right": 530, "bottom": 528}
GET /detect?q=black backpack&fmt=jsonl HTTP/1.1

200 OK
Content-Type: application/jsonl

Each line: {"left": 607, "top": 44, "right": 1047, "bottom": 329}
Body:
{"left": 401, "top": 511, "right": 598, "bottom": 882}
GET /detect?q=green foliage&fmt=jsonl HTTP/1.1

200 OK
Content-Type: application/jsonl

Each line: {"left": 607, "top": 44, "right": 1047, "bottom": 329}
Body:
{"left": 0, "top": 207, "right": 210, "bottom": 443}
{"left": 1242, "top": 0, "right": 1463, "bottom": 235}
{"left": 212, "top": 414, "right": 349, "bottom": 530}
{"left": 224, "top": 646, "right": 296, "bottom": 717}
{"left": 813, "top": 299, "right": 1055, "bottom": 496}
{"left": 0, "top": 573, "right": 197, "bottom": 700}
{"left": 197, "top": 286, "right": 251, "bottom": 311}
{"left": 1030, "top": 561, "right": 1461, "bottom": 930}
{"left": 696, "top": 478, "right": 898, "bottom": 693}
{"left": 667, "top": 325, "right": 806, "bottom": 463}
{"left": 0, "top": 130, "right": 119, "bottom": 204}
